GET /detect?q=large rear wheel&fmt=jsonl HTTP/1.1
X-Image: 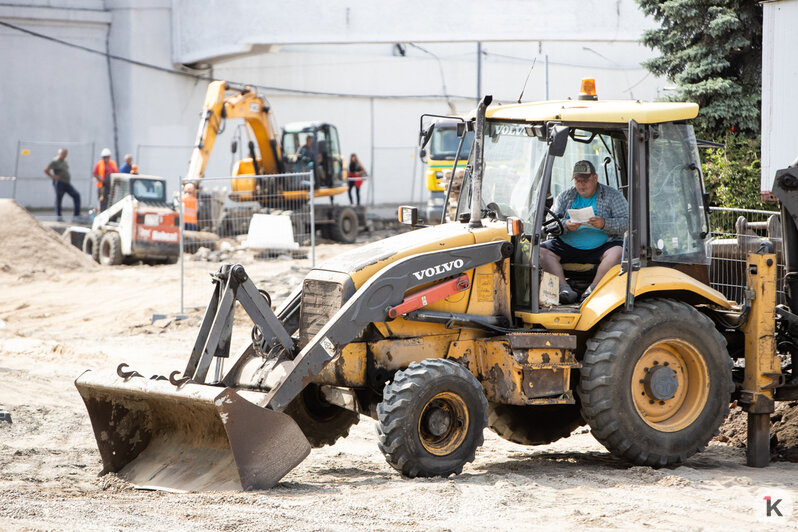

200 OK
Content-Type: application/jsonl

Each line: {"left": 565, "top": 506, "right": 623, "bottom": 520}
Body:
{"left": 578, "top": 299, "right": 732, "bottom": 467}
{"left": 377, "top": 359, "right": 487, "bottom": 478}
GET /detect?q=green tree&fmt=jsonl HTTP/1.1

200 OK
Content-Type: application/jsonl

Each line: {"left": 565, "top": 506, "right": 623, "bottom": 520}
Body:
{"left": 638, "top": 0, "right": 762, "bottom": 134}
{"left": 701, "top": 132, "right": 768, "bottom": 210}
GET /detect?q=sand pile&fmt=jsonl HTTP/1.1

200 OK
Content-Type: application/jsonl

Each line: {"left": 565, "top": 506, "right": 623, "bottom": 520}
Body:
{"left": 718, "top": 402, "right": 798, "bottom": 462}
{"left": 0, "top": 199, "right": 97, "bottom": 273}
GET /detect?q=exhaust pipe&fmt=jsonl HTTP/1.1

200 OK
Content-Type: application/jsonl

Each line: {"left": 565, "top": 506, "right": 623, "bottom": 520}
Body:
{"left": 469, "top": 95, "right": 493, "bottom": 228}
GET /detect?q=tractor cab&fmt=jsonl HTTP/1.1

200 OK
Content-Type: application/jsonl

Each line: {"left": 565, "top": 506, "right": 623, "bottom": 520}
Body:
{"left": 281, "top": 121, "right": 345, "bottom": 189}
{"left": 450, "top": 82, "right": 710, "bottom": 313}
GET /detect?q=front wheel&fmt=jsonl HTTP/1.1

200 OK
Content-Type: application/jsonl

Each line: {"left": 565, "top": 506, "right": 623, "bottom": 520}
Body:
{"left": 377, "top": 359, "right": 487, "bottom": 478}
{"left": 82, "top": 230, "right": 101, "bottom": 263}
{"left": 578, "top": 299, "right": 732, "bottom": 467}
{"left": 283, "top": 384, "right": 360, "bottom": 448}
{"left": 99, "top": 231, "right": 123, "bottom": 265}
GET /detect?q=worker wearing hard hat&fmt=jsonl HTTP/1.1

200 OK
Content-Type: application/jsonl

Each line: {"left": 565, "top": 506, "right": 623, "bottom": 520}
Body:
{"left": 93, "top": 148, "right": 118, "bottom": 211}
{"left": 182, "top": 182, "right": 198, "bottom": 231}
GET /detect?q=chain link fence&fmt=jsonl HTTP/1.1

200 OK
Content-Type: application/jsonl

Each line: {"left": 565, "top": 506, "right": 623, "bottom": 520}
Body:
{"left": 708, "top": 206, "right": 784, "bottom": 304}
{"left": 179, "top": 172, "right": 315, "bottom": 311}
{"left": 2, "top": 140, "right": 96, "bottom": 215}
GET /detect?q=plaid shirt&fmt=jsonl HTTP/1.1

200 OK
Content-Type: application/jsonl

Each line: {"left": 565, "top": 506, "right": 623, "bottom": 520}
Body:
{"left": 552, "top": 183, "right": 628, "bottom": 239}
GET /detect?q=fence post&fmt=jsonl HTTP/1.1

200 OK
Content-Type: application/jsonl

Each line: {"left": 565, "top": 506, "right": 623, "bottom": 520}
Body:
{"left": 309, "top": 170, "right": 315, "bottom": 268}
{"left": 12, "top": 140, "right": 20, "bottom": 202}
{"left": 179, "top": 176, "right": 184, "bottom": 315}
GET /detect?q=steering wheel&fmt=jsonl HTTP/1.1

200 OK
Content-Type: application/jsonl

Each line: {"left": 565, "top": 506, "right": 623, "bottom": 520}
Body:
{"left": 543, "top": 206, "right": 565, "bottom": 235}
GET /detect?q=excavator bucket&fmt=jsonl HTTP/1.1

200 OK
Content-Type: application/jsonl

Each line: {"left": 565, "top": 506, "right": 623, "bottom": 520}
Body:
{"left": 74, "top": 369, "right": 310, "bottom": 492}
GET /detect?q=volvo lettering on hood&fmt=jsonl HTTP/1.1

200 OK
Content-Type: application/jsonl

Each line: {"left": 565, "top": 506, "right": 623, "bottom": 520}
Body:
{"left": 412, "top": 259, "right": 465, "bottom": 281}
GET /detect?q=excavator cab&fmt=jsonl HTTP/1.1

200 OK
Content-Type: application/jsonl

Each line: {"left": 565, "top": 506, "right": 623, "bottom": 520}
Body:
{"left": 281, "top": 122, "right": 345, "bottom": 190}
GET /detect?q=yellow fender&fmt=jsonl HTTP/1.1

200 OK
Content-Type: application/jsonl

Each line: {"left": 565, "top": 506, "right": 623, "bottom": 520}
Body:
{"left": 515, "top": 264, "right": 732, "bottom": 331}
{"left": 576, "top": 265, "right": 732, "bottom": 331}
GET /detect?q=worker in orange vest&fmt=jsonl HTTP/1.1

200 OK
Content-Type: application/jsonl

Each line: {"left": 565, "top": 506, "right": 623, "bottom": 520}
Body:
{"left": 93, "top": 148, "right": 118, "bottom": 211}
{"left": 183, "top": 182, "right": 198, "bottom": 231}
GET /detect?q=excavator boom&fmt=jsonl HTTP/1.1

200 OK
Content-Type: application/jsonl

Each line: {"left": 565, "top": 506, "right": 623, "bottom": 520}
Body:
{"left": 186, "top": 81, "right": 283, "bottom": 182}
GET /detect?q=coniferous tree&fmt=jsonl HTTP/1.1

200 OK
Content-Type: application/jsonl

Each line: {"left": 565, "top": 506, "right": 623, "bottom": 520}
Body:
{"left": 638, "top": 0, "right": 762, "bottom": 134}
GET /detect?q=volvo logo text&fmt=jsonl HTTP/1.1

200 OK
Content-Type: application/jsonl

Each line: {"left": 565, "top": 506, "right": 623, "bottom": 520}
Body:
{"left": 412, "top": 259, "right": 465, "bottom": 281}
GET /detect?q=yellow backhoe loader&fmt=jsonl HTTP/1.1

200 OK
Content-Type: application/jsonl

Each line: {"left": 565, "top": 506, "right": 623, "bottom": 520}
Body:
{"left": 188, "top": 80, "right": 364, "bottom": 242}
{"left": 76, "top": 81, "right": 797, "bottom": 491}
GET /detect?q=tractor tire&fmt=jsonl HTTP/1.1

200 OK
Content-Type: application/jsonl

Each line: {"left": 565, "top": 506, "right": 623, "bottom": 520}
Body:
{"left": 487, "top": 403, "right": 584, "bottom": 446}
{"left": 82, "top": 230, "right": 101, "bottom": 263}
{"left": 99, "top": 231, "right": 123, "bottom": 266}
{"left": 578, "top": 299, "right": 733, "bottom": 467}
{"left": 283, "top": 384, "right": 360, "bottom": 448}
{"left": 377, "top": 359, "right": 487, "bottom": 478}
{"left": 329, "top": 207, "right": 358, "bottom": 243}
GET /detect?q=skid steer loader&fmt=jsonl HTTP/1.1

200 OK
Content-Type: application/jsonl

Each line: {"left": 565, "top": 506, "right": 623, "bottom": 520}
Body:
{"left": 76, "top": 81, "right": 798, "bottom": 491}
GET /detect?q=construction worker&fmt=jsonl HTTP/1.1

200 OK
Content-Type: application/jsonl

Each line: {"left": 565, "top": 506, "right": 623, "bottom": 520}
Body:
{"left": 93, "top": 148, "right": 118, "bottom": 211}
{"left": 182, "top": 182, "right": 198, "bottom": 231}
{"left": 119, "top": 154, "right": 133, "bottom": 174}
{"left": 130, "top": 164, "right": 139, "bottom": 175}
{"left": 44, "top": 148, "right": 81, "bottom": 222}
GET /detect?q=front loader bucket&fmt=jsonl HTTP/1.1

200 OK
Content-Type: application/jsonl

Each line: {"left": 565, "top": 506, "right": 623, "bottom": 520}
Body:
{"left": 74, "top": 369, "right": 310, "bottom": 492}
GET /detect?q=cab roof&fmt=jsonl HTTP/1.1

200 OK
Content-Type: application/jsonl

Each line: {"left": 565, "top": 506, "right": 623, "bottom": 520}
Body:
{"left": 485, "top": 99, "right": 699, "bottom": 125}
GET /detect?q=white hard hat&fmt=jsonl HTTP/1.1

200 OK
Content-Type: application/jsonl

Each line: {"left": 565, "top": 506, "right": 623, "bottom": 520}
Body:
{"left": 101, "top": 148, "right": 111, "bottom": 157}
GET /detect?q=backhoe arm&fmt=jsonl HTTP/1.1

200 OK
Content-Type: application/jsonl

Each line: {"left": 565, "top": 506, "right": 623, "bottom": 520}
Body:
{"left": 186, "top": 81, "right": 284, "bottom": 181}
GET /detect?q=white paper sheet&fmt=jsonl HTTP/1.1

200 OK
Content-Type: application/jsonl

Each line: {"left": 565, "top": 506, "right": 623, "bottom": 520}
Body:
{"left": 567, "top": 206, "right": 594, "bottom": 224}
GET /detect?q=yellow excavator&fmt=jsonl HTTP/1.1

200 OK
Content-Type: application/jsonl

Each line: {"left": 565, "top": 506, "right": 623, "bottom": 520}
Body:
{"left": 187, "top": 80, "right": 364, "bottom": 242}
{"left": 76, "top": 80, "right": 797, "bottom": 491}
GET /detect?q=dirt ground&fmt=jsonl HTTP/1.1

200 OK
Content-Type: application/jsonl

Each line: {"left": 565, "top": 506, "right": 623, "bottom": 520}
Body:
{"left": 2, "top": 199, "right": 798, "bottom": 530}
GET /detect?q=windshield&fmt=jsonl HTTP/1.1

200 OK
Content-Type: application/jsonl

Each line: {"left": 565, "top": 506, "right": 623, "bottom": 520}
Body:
{"left": 131, "top": 179, "right": 165, "bottom": 202}
{"left": 457, "top": 122, "right": 549, "bottom": 228}
{"left": 430, "top": 126, "right": 475, "bottom": 161}
{"left": 281, "top": 129, "right": 314, "bottom": 159}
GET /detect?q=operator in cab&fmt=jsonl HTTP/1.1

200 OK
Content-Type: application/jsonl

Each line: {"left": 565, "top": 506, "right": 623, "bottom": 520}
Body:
{"left": 540, "top": 160, "right": 627, "bottom": 304}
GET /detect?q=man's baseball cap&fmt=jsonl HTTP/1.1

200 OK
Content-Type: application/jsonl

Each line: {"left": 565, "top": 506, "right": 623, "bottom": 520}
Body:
{"left": 573, "top": 160, "right": 595, "bottom": 176}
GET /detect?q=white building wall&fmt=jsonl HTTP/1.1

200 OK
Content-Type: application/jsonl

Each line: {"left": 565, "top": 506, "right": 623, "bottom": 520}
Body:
{"left": 762, "top": 0, "right": 798, "bottom": 191}
{"left": 0, "top": 2, "right": 113, "bottom": 208}
{"left": 0, "top": 0, "right": 669, "bottom": 210}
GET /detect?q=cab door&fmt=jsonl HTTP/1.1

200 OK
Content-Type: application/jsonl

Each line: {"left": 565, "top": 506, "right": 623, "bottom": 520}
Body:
{"left": 323, "top": 124, "right": 343, "bottom": 186}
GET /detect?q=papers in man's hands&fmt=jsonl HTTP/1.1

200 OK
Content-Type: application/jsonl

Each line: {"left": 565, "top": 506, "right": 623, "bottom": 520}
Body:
{"left": 566, "top": 206, "right": 594, "bottom": 225}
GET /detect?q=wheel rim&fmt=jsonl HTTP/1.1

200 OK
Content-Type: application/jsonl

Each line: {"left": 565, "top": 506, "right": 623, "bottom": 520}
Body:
{"left": 417, "top": 391, "right": 469, "bottom": 456}
{"left": 631, "top": 338, "right": 709, "bottom": 432}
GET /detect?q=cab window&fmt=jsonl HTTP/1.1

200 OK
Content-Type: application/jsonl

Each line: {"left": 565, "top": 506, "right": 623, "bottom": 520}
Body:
{"left": 648, "top": 123, "right": 709, "bottom": 264}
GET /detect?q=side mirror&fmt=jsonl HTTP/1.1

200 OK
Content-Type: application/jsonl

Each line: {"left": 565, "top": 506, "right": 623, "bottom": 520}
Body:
{"left": 456, "top": 121, "right": 466, "bottom": 138}
{"left": 419, "top": 148, "right": 427, "bottom": 162}
{"left": 419, "top": 123, "right": 435, "bottom": 150}
{"left": 548, "top": 126, "right": 570, "bottom": 157}
{"left": 231, "top": 140, "right": 238, "bottom": 154}
{"left": 398, "top": 205, "right": 419, "bottom": 226}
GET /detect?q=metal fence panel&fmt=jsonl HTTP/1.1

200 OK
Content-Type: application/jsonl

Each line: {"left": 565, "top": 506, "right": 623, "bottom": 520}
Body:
{"left": 708, "top": 207, "right": 784, "bottom": 304}
{"left": 179, "top": 172, "right": 314, "bottom": 311}
{"left": 5, "top": 141, "right": 96, "bottom": 213}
